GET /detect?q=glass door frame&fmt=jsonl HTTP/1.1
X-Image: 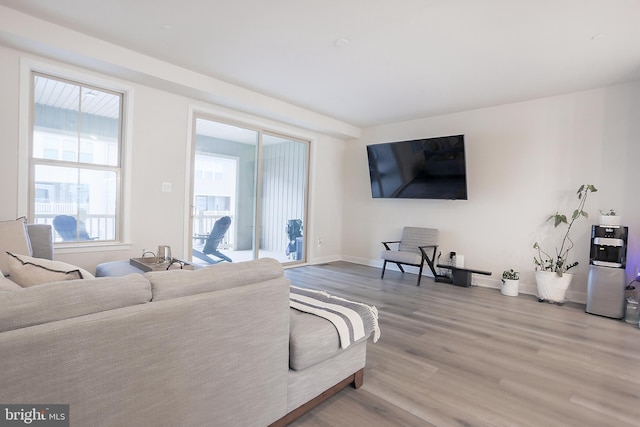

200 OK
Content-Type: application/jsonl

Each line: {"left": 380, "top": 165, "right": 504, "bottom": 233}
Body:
{"left": 186, "top": 111, "right": 310, "bottom": 265}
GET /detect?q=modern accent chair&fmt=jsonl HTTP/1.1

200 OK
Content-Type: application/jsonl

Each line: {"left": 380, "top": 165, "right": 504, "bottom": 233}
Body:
{"left": 380, "top": 227, "right": 439, "bottom": 286}
{"left": 192, "top": 216, "right": 232, "bottom": 264}
{"left": 52, "top": 215, "right": 93, "bottom": 241}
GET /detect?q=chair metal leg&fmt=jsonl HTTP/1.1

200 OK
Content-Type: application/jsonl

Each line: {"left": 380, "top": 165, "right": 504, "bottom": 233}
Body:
{"left": 381, "top": 260, "right": 387, "bottom": 279}
{"left": 417, "top": 262, "right": 424, "bottom": 286}
{"left": 395, "top": 262, "right": 405, "bottom": 273}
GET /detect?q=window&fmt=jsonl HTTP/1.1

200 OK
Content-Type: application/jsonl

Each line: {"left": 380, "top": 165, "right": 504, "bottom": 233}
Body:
{"left": 30, "top": 73, "right": 123, "bottom": 243}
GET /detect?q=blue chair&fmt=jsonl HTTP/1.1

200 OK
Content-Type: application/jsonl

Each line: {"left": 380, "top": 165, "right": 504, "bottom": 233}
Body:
{"left": 192, "top": 216, "right": 232, "bottom": 264}
{"left": 52, "top": 215, "right": 93, "bottom": 241}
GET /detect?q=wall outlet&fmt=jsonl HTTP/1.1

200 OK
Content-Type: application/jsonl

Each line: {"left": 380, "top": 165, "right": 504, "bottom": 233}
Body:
{"left": 161, "top": 182, "right": 172, "bottom": 192}
{"left": 317, "top": 237, "right": 323, "bottom": 247}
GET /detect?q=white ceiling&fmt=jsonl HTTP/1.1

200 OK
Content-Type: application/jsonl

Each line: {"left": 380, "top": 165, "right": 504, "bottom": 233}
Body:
{"left": 2, "top": 0, "right": 640, "bottom": 128}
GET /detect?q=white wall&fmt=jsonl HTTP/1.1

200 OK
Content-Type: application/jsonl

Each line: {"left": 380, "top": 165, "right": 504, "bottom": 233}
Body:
{"left": 0, "top": 45, "right": 21, "bottom": 212}
{"left": 343, "top": 82, "right": 640, "bottom": 302}
{"left": 0, "top": 44, "right": 347, "bottom": 272}
{"left": 308, "top": 135, "right": 345, "bottom": 264}
{"left": 2, "top": 4, "right": 640, "bottom": 303}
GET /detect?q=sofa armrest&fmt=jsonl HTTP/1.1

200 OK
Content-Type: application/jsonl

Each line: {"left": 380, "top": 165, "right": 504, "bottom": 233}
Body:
{"left": 26, "top": 224, "right": 54, "bottom": 260}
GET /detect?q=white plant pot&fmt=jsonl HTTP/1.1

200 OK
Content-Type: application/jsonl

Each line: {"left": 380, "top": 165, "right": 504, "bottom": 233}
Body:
{"left": 535, "top": 271, "right": 573, "bottom": 304}
{"left": 599, "top": 215, "right": 621, "bottom": 226}
{"left": 501, "top": 279, "right": 519, "bottom": 296}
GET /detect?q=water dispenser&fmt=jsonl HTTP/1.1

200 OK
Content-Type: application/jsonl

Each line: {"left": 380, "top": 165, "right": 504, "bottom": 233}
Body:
{"left": 586, "top": 225, "right": 628, "bottom": 318}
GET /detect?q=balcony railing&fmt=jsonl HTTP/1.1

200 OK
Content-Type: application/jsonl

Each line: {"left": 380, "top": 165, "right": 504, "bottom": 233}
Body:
{"left": 34, "top": 213, "right": 116, "bottom": 242}
{"left": 34, "top": 205, "right": 232, "bottom": 246}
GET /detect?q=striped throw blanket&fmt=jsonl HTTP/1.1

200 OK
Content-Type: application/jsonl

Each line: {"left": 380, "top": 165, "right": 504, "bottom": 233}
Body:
{"left": 290, "top": 286, "right": 380, "bottom": 349}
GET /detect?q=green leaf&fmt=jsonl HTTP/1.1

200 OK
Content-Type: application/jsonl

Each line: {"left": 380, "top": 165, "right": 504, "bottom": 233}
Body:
{"left": 572, "top": 209, "right": 580, "bottom": 219}
{"left": 554, "top": 214, "right": 567, "bottom": 227}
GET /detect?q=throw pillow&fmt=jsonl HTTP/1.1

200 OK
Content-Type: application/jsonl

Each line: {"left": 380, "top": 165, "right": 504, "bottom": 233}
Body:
{"left": 6, "top": 252, "right": 95, "bottom": 288}
{"left": 0, "top": 218, "right": 32, "bottom": 274}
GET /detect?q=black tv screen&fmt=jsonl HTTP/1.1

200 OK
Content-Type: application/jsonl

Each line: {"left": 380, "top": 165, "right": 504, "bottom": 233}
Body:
{"left": 366, "top": 135, "right": 467, "bottom": 200}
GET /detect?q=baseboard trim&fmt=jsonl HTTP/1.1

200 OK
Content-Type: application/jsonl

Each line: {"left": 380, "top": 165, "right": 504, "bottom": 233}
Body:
{"left": 310, "top": 254, "right": 342, "bottom": 265}
{"left": 340, "top": 257, "right": 588, "bottom": 304}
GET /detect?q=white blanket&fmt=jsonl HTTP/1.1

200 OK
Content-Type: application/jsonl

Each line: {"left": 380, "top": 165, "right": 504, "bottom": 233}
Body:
{"left": 290, "top": 286, "right": 380, "bottom": 348}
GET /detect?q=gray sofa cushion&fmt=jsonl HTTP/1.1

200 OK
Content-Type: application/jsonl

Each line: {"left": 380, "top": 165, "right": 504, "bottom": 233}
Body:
{"left": 0, "top": 274, "right": 152, "bottom": 332}
{"left": 289, "top": 309, "right": 341, "bottom": 371}
{"left": 380, "top": 249, "right": 421, "bottom": 264}
{"left": 0, "top": 218, "right": 31, "bottom": 273}
{"left": 26, "top": 224, "right": 54, "bottom": 260}
{"left": 147, "top": 258, "right": 284, "bottom": 301}
{"left": 287, "top": 339, "right": 367, "bottom": 413}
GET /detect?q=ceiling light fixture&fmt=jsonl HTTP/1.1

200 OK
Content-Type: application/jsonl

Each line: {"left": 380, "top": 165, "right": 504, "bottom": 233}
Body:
{"left": 161, "top": 24, "right": 172, "bottom": 30}
{"left": 591, "top": 33, "right": 605, "bottom": 40}
{"left": 334, "top": 38, "right": 350, "bottom": 48}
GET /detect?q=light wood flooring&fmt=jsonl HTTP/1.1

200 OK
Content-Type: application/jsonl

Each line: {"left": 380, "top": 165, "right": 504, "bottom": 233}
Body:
{"left": 284, "top": 262, "right": 640, "bottom": 427}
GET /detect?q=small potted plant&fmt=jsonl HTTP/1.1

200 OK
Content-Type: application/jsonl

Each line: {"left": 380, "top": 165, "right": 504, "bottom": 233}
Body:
{"left": 599, "top": 209, "right": 620, "bottom": 226}
{"left": 501, "top": 269, "right": 520, "bottom": 296}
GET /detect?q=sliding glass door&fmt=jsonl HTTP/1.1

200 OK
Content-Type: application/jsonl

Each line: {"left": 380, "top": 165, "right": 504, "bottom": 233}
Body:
{"left": 190, "top": 116, "right": 308, "bottom": 265}
{"left": 259, "top": 133, "right": 308, "bottom": 261}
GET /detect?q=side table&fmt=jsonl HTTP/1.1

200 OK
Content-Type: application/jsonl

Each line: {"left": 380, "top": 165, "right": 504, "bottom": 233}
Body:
{"left": 436, "top": 264, "right": 492, "bottom": 287}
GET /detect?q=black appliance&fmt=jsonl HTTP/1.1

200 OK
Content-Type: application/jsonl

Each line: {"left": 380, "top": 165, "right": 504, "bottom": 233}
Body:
{"left": 586, "top": 225, "right": 628, "bottom": 318}
{"left": 366, "top": 135, "right": 467, "bottom": 200}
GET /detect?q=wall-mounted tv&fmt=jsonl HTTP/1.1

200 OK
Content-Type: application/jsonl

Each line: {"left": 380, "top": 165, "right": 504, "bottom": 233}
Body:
{"left": 366, "top": 134, "right": 467, "bottom": 200}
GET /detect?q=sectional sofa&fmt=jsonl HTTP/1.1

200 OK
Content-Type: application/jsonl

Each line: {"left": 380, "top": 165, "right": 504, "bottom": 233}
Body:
{"left": 0, "top": 221, "right": 375, "bottom": 426}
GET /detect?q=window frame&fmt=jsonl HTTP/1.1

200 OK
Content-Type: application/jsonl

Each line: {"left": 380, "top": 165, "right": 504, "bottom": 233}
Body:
{"left": 19, "top": 59, "right": 133, "bottom": 252}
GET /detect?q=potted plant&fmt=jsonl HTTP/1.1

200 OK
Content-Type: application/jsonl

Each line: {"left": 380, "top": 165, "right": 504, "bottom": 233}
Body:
{"left": 533, "top": 184, "right": 597, "bottom": 305}
{"left": 501, "top": 269, "right": 519, "bottom": 296}
{"left": 599, "top": 209, "right": 620, "bottom": 226}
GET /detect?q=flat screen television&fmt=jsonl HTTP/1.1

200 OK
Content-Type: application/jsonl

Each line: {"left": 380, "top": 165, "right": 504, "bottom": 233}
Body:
{"left": 366, "top": 134, "right": 467, "bottom": 200}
